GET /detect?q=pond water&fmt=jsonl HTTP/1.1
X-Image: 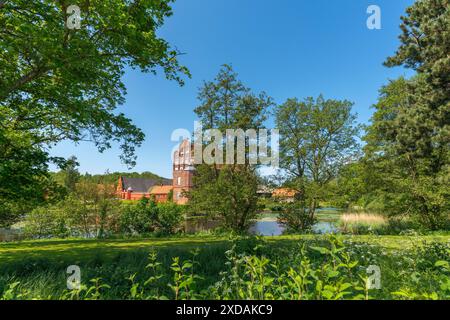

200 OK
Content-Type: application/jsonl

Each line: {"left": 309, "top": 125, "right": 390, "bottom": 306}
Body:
{"left": 185, "top": 217, "right": 339, "bottom": 236}
{"left": 249, "top": 220, "right": 338, "bottom": 236}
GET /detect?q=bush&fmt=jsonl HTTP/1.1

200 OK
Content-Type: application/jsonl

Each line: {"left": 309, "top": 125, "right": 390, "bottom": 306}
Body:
{"left": 277, "top": 201, "right": 316, "bottom": 233}
{"left": 22, "top": 196, "right": 185, "bottom": 239}
{"left": 119, "top": 199, "right": 184, "bottom": 235}
{"left": 270, "top": 204, "right": 284, "bottom": 212}
{"left": 24, "top": 205, "right": 69, "bottom": 238}
{"left": 156, "top": 203, "right": 183, "bottom": 234}
{"left": 119, "top": 198, "right": 158, "bottom": 234}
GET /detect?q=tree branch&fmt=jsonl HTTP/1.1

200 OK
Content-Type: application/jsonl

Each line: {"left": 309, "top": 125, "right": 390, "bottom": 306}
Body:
{"left": 1, "top": 66, "right": 49, "bottom": 100}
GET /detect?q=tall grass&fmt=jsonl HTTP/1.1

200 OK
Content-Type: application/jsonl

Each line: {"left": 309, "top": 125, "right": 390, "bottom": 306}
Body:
{"left": 339, "top": 213, "right": 387, "bottom": 234}
{"left": 341, "top": 213, "right": 387, "bottom": 225}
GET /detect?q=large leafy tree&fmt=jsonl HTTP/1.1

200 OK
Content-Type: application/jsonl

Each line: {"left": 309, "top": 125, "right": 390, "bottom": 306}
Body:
{"left": 188, "top": 164, "right": 260, "bottom": 232}
{"left": 188, "top": 65, "right": 273, "bottom": 232}
{"left": 0, "top": 0, "right": 189, "bottom": 226}
{"left": 0, "top": 128, "right": 64, "bottom": 227}
{"left": 275, "top": 95, "right": 360, "bottom": 228}
{"left": 0, "top": 0, "right": 189, "bottom": 166}
{"left": 195, "top": 64, "right": 272, "bottom": 131}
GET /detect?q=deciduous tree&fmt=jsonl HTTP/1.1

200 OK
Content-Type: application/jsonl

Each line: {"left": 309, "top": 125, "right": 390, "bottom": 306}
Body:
{"left": 0, "top": 1, "right": 189, "bottom": 225}
{"left": 275, "top": 95, "right": 360, "bottom": 228}
{"left": 189, "top": 65, "right": 271, "bottom": 232}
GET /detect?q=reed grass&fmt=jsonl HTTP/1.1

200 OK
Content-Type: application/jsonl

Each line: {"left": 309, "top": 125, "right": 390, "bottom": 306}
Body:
{"left": 339, "top": 213, "right": 388, "bottom": 234}
{"left": 340, "top": 213, "right": 387, "bottom": 225}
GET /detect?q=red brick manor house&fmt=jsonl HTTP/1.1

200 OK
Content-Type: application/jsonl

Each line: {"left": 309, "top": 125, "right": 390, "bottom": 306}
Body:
{"left": 117, "top": 139, "right": 296, "bottom": 204}
{"left": 117, "top": 140, "right": 194, "bottom": 205}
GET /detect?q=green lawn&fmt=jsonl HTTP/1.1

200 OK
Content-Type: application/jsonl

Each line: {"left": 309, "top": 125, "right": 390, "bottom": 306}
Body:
{"left": 0, "top": 235, "right": 228, "bottom": 265}
{"left": 1, "top": 234, "right": 449, "bottom": 300}
{"left": 1, "top": 234, "right": 449, "bottom": 265}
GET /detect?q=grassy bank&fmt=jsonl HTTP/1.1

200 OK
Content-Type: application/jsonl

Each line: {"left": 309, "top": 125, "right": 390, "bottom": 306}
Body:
{"left": 0, "top": 234, "right": 449, "bottom": 300}
{"left": 2, "top": 234, "right": 450, "bottom": 264}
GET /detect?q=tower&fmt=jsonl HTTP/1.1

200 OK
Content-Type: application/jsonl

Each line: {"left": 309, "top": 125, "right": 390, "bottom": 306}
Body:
{"left": 173, "top": 139, "right": 195, "bottom": 204}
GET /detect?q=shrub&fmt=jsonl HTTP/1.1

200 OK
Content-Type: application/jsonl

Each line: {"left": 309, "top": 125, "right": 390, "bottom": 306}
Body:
{"left": 24, "top": 205, "right": 69, "bottom": 238}
{"left": 277, "top": 201, "right": 316, "bottom": 233}
{"left": 156, "top": 203, "right": 183, "bottom": 234}
{"left": 119, "top": 199, "right": 184, "bottom": 236}
{"left": 119, "top": 198, "right": 158, "bottom": 234}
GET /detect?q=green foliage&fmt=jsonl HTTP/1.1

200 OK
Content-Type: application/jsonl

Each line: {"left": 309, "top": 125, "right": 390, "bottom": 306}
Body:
{"left": 361, "top": 0, "right": 450, "bottom": 229}
{"left": 53, "top": 171, "right": 170, "bottom": 186}
{"left": 169, "top": 249, "right": 202, "bottom": 300}
{"left": 0, "top": 0, "right": 188, "bottom": 226}
{"left": 390, "top": 242, "right": 450, "bottom": 300}
{"left": 2, "top": 236, "right": 449, "bottom": 300}
{"left": 60, "top": 156, "right": 81, "bottom": 194}
{"left": 0, "top": 128, "right": 64, "bottom": 227}
{"left": 119, "top": 198, "right": 159, "bottom": 234}
{"left": 119, "top": 198, "right": 183, "bottom": 235}
{"left": 363, "top": 76, "right": 449, "bottom": 230}
{"left": 195, "top": 64, "right": 273, "bottom": 131}
{"left": 331, "top": 161, "right": 368, "bottom": 210}
{"left": 189, "top": 165, "right": 260, "bottom": 233}
{"left": 275, "top": 95, "right": 361, "bottom": 225}
{"left": 277, "top": 201, "right": 317, "bottom": 233}
{"left": 157, "top": 203, "right": 184, "bottom": 234}
{"left": 189, "top": 65, "right": 271, "bottom": 233}
{"left": 23, "top": 191, "right": 183, "bottom": 239}
{"left": 385, "top": 0, "right": 449, "bottom": 114}
{"left": 167, "top": 189, "right": 174, "bottom": 202}
{"left": 24, "top": 204, "right": 69, "bottom": 238}
{"left": 24, "top": 181, "right": 121, "bottom": 238}
{"left": 330, "top": 0, "right": 450, "bottom": 231}
{"left": 0, "top": 0, "right": 189, "bottom": 167}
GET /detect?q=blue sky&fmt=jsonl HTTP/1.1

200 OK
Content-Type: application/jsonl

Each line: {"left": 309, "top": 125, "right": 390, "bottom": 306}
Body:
{"left": 50, "top": 0, "right": 415, "bottom": 178}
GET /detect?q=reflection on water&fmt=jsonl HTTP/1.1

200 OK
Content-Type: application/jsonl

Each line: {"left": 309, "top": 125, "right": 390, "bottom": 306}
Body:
{"left": 249, "top": 221, "right": 338, "bottom": 236}
{"left": 312, "top": 222, "right": 339, "bottom": 234}
{"left": 249, "top": 221, "right": 284, "bottom": 236}
{"left": 186, "top": 219, "right": 339, "bottom": 236}
{"left": 184, "top": 219, "right": 222, "bottom": 234}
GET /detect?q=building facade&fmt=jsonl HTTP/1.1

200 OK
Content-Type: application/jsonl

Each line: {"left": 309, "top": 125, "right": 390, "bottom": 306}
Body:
{"left": 117, "top": 139, "right": 291, "bottom": 204}
{"left": 172, "top": 139, "right": 195, "bottom": 204}
{"left": 117, "top": 139, "right": 194, "bottom": 205}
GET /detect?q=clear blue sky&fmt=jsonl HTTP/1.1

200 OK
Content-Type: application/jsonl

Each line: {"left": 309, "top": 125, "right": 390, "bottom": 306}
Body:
{"left": 50, "top": 0, "right": 415, "bottom": 178}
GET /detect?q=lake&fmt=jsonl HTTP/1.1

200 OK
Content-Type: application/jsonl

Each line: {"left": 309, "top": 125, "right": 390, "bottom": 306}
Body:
{"left": 185, "top": 210, "right": 340, "bottom": 236}
{"left": 249, "top": 220, "right": 338, "bottom": 236}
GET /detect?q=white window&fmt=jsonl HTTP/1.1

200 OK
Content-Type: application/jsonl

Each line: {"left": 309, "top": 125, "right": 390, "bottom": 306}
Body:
{"left": 177, "top": 177, "right": 182, "bottom": 186}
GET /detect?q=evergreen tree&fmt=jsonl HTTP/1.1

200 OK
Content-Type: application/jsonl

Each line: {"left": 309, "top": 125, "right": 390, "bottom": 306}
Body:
{"left": 189, "top": 65, "right": 273, "bottom": 232}
{"left": 362, "top": 0, "right": 450, "bottom": 229}
{"left": 62, "top": 156, "right": 81, "bottom": 194}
